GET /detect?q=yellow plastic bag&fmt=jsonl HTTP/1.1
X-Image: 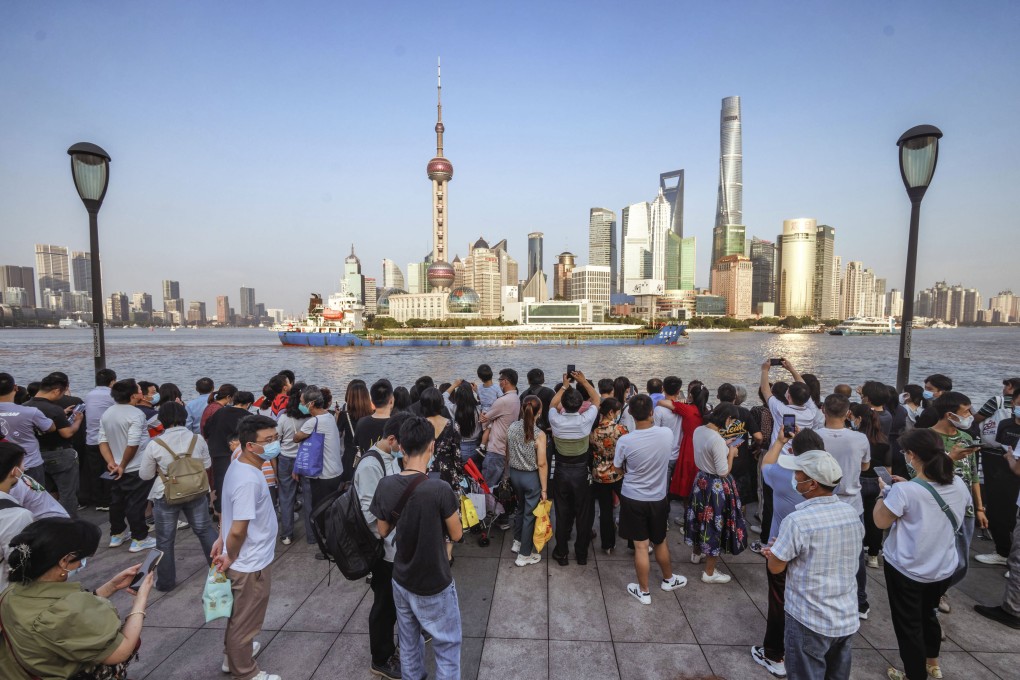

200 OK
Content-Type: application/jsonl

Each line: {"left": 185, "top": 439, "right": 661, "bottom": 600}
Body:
{"left": 533, "top": 499, "right": 553, "bottom": 552}
{"left": 460, "top": 495, "right": 480, "bottom": 529}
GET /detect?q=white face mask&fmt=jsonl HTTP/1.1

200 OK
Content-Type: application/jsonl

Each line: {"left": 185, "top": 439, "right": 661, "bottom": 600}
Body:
{"left": 949, "top": 412, "right": 974, "bottom": 430}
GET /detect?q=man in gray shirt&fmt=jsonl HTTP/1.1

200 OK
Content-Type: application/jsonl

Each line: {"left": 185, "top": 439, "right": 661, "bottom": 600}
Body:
{"left": 613, "top": 394, "right": 687, "bottom": 605}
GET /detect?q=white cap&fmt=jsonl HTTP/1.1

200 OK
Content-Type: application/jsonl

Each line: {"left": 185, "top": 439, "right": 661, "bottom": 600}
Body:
{"left": 778, "top": 449, "right": 843, "bottom": 486}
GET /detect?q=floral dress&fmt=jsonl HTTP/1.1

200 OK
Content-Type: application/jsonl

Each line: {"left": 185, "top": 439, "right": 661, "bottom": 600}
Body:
{"left": 430, "top": 419, "right": 464, "bottom": 491}
{"left": 590, "top": 420, "right": 627, "bottom": 484}
{"left": 684, "top": 429, "right": 748, "bottom": 557}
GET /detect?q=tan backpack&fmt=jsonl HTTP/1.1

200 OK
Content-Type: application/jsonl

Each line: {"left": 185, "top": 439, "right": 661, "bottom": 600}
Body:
{"left": 154, "top": 435, "right": 210, "bottom": 505}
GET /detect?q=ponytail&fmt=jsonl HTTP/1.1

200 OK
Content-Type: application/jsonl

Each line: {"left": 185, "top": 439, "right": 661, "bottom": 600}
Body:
{"left": 521, "top": 395, "right": 541, "bottom": 442}
{"left": 899, "top": 428, "right": 955, "bottom": 485}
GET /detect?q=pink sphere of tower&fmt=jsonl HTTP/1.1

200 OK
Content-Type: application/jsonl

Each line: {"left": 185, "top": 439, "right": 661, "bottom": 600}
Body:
{"left": 427, "top": 261, "right": 456, "bottom": 290}
{"left": 427, "top": 157, "right": 453, "bottom": 182}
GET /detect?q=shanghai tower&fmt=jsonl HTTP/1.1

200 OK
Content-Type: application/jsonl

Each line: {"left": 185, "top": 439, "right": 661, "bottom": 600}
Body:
{"left": 710, "top": 96, "right": 745, "bottom": 286}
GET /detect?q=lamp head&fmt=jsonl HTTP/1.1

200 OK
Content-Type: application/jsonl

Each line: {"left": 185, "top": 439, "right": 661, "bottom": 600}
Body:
{"left": 67, "top": 142, "right": 111, "bottom": 211}
{"left": 897, "top": 125, "right": 942, "bottom": 200}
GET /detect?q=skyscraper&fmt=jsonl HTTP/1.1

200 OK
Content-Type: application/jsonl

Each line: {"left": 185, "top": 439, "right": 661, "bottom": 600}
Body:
{"left": 621, "top": 202, "right": 651, "bottom": 291}
{"left": 0, "top": 265, "right": 36, "bottom": 308}
{"left": 569, "top": 265, "right": 611, "bottom": 311}
{"left": 464, "top": 239, "right": 500, "bottom": 318}
{"left": 239, "top": 287, "right": 256, "bottom": 318}
{"left": 840, "top": 261, "right": 864, "bottom": 319}
{"left": 777, "top": 218, "right": 817, "bottom": 318}
{"left": 107, "top": 292, "right": 129, "bottom": 323}
{"left": 715, "top": 96, "right": 743, "bottom": 229}
{"left": 130, "top": 292, "right": 153, "bottom": 314}
{"left": 659, "top": 170, "right": 685, "bottom": 236}
{"left": 588, "top": 208, "right": 617, "bottom": 293}
{"left": 711, "top": 254, "right": 753, "bottom": 319}
{"left": 490, "top": 239, "right": 519, "bottom": 291}
{"left": 426, "top": 59, "right": 456, "bottom": 291}
{"left": 711, "top": 224, "right": 747, "bottom": 278}
{"left": 678, "top": 237, "right": 696, "bottom": 291}
{"left": 187, "top": 301, "right": 207, "bottom": 324}
{"left": 553, "top": 252, "right": 575, "bottom": 300}
{"left": 750, "top": 237, "right": 776, "bottom": 310}
{"left": 343, "top": 246, "right": 365, "bottom": 303}
{"left": 649, "top": 188, "right": 672, "bottom": 282}
{"left": 70, "top": 251, "right": 92, "bottom": 295}
{"left": 162, "top": 280, "right": 180, "bottom": 300}
{"left": 35, "top": 244, "right": 71, "bottom": 297}
{"left": 813, "top": 225, "right": 837, "bottom": 319}
{"left": 364, "top": 277, "right": 378, "bottom": 316}
{"left": 216, "top": 296, "right": 231, "bottom": 324}
{"left": 382, "top": 259, "right": 405, "bottom": 291}
{"left": 527, "top": 232, "right": 544, "bottom": 281}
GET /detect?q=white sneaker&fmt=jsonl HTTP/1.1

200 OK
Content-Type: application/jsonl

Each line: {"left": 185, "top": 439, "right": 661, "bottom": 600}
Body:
{"left": 690, "top": 552, "right": 705, "bottom": 564}
{"left": 702, "top": 570, "right": 731, "bottom": 584}
{"left": 108, "top": 530, "right": 129, "bottom": 548}
{"left": 177, "top": 519, "right": 190, "bottom": 530}
{"left": 251, "top": 673, "right": 280, "bottom": 680}
{"left": 749, "top": 524, "right": 762, "bottom": 534}
{"left": 222, "top": 641, "right": 261, "bottom": 673}
{"left": 751, "top": 645, "right": 787, "bottom": 678}
{"left": 627, "top": 583, "right": 651, "bottom": 605}
{"left": 511, "top": 540, "right": 521, "bottom": 554}
{"left": 661, "top": 574, "right": 688, "bottom": 591}
{"left": 129, "top": 536, "right": 157, "bottom": 553}
{"left": 976, "top": 553, "right": 1009, "bottom": 566}
{"left": 514, "top": 553, "right": 541, "bottom": 567}
{"left": 866, "top": 555, "right": 880, "bottom": 569}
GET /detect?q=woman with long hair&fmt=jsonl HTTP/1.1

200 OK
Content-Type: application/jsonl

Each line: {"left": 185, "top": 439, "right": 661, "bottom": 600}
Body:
{"left": 901, "top": 384, "right": 927, "bottom": 429}
{"left": 684, "top": 403, "right": 748, "bottom": 584}
{"left": 200, "top": 383, "right": 236, "bottom": 437}
{"left": 801, "top": 373, "right": 823, "bottom": 408}
{"left": 661, "top": 383, "right": 710, "bottom": 500}
{"left": 850, "top": 403, "right": 891, "bottom": 568}
{"left": 392, "top": 386, "right": 411, "bottom": 413}
{"left": 875, "top": 429, "right": 969, "bottom": 680}
{"left": 507, "top": 395, "right": 548, "bottom": 566}
{"left": 613, "top": 376, "right": 636, "bottom": 430}
{"left": 157, "top": 382, "right": 183, "bottom": 405}
{"left": 338, "top": 379, "right": 373, "bottom": 482}
{"left": 276, "top": 382, "right": 313, "bottom": 545}
{"left": 590, "top": 398, "right": 628, "bottom": 554}
{"left": 444, "top": 380, "right": 483, "bottom": 464}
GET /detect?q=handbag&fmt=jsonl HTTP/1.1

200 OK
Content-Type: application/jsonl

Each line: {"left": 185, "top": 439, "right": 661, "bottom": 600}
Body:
{"left": 202, "top": 565, "right": 234, "bottom": 622}
{"left": 295, "top": 418, "right": 325, "bottom": 477}
{"left": 912, "top": 478, "right": 969, "bottom": 584}
{"left": 533, "top": 499, "right": 553, "bottom": 552}
{"left": 460, "top": 494, "right": 480, "bottom": 529}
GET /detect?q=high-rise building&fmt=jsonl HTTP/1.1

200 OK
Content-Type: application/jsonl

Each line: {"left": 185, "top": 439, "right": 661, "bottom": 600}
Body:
{"left": 364, "top": 277, "right": 378, "bottom": 316}
{"left": 161, "top": 280, "right": 180, "bottom": 301}
{"left": 35, "top": 245, "right": 71, "bottom": 301}
{"left": 343, "top": 246, "right": 365, "bottom": 302}
{"left": 521, "top": 272, "right": 548, "bottom": 302}
{"left": 663, "top": 234, "right": 696, "bottom": 291}
{"left": 989, "top": 290, "right": 1016, "bottom": 323}
{"left": 715, "top": 96, "right": 743, "bottom": 229}
{"left": 570, "top": 265, "right": 611, "bottom": 311}
{"left": 840, "top": 261, "right": 864, "bottom": 319}
{"left": 889, "top": 289, "right": 904, "bottom": 318}
{"left": 107, "top": 292, "right": 129, "bottom": 323}
{"left": 266, "top": 309, "right": 285, "bottom": 324}
{"left": 426, "top": 59, "right": 454, "bottom": 272}
{"left": 874, "top": 277, "right": 888, "bottom": 319}
{"left": 406, "top": 262, "right": 427, "bottom": 294}
{"left": 711, "top": 224, "right": 746, "bottom": 275}
{"left": 776, "top": 218, "right": 817, "bottom": 318}
{"left": 678, "top": 237, "right": 696, "bottom": 291}
{"left": 621, "top": 202, "right": 651, "bottom": 291}
{"left": 659, "top": 170, "right": 685, "bottom": 236}
{"left": 0, "top": 265, "right": 36, "bottom": 308}
{"left": 452, "top": 256, "right": 466, "bottom": 290}
{"left": 649, "top": 188, "right": 672, "bottom": 282}
{"left": 711, "top": 254, "right": 753, "bottom": 319}
{"left": 750, "top": 238, "right": 776, "bottom": 310}
{"left": 588, "top": 208, "right": 617, "bottom": 293}
{"left": 527, "top": 232, "right": 544, "bottom": 282}
{"left": 553, "top": 252, "right": 576, "bottom": 300}
{"left": 187, "top": 301, "right": 207, "bottom": 324}
{"left": 70, "top": 251, "right": 92, "bottom": 295}
{"left": 490, "top": 239, "right": 519, "bottom": 291}
{"left": 464, "top": 238, "right": 500, "bottom": 318}
{"left": 216, "top": 296, "right": 231, "bottom": 324}
{"left": 813, "top": 225, "right": 837, "bottom": 319}
{"left": 239, "top": 287, "right": 256, "bottom": 318}
{"left": 382, "top": 259, "right": 405, "bottom": 291}
{"left": 130, "top": 292, "right": 152, "bottom": 313}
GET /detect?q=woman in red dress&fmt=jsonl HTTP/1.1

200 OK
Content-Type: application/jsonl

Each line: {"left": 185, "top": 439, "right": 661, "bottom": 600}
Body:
{"left": 659, "top": 383, "right": 710, "bottom": 499}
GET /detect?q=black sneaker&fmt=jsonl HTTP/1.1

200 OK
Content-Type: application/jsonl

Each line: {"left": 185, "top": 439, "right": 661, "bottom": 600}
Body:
{"left": 370, "top": 655, "right": 402, "bottom": 679}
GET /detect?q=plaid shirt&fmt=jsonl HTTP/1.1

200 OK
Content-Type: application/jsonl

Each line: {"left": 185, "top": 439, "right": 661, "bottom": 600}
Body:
{"left": 771, "top": 494, "right": 864, "bottom": 637}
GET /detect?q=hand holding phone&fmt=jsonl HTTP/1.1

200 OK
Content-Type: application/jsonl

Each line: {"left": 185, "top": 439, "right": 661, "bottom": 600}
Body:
{"left": 566, "top": 365, "right": 576, "bottom": 382}
{"left": 130, "top": 549, "right": 164, "bottom": 590}
{"left": 873, "top": 466, "right": 894, "bottom": 486}
{"left": 770, "top": 358, "right": 785, "bottom": 367}
{"left": 100, "top": 470, "right": 118, "bottom": 481}
{"left": 782, "top": 414, "right": 796, "bottom": 438}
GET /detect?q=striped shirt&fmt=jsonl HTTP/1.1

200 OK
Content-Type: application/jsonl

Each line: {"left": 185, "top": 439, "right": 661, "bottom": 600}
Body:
{"left": 771, "top": 495, "right": 864, "bottom": 637}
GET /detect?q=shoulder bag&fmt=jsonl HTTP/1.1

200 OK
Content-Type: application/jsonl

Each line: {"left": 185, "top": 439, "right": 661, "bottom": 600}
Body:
{"left": 295, "top": 417, "right": 325, "bottom": 477}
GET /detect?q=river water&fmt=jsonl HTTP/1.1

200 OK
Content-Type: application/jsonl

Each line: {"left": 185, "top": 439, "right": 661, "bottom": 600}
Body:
{"left": 0, "top": 327, "right": 1015, "bottom": 403}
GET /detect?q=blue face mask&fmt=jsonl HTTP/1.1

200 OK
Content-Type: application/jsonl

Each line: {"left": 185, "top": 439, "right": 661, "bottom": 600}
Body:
{"left": 1014, "top": 406, "right": 1020, "bottom": 418}
{"left": 299, "top": 404, "right": 311, "bottom": 415}
{"left": 392, "top": 448, "right": 404, "bottom": 460}
{"left": 67, "top": 557, "right": 87, "bottom": 578}
{"left": 150, "top": 393, "right": 161, "bottom": 405}
{"left": 790, "top": 475, "right": 804, "bottom": 495}
{"left": 258, "top": 441, "right": 281, "bottom": 461}
{"left": 922, "top": 390, "right": 934, "bottom": 400}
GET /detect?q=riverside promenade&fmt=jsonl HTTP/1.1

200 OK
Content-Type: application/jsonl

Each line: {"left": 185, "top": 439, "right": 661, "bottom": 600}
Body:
{"left": 75, "top": 506, "right": 1018, "bottom": 680}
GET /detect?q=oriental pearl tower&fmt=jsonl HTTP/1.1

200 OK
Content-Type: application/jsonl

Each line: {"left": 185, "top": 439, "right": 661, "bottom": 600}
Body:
{"left": 426, "top": 58, "right": 456, "bottom": 291}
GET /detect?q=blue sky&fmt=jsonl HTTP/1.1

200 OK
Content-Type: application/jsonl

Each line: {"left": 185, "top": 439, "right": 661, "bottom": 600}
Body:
{"left": 2, "top": 1, "right": 1018, "bottom": 315}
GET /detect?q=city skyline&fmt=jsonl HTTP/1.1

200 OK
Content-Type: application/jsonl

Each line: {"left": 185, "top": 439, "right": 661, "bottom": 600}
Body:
{"left": 2, "top": 3, "right": 1018, "bottom": 309}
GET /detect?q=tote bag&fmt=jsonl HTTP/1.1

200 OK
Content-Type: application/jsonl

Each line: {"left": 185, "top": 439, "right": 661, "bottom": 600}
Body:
{"left": 295, "top": 418, "right": 325, "bottom": 477}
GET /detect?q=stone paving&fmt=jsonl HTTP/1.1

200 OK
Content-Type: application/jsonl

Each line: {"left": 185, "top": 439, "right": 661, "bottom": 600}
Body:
{"left": 73, "top": 504, "right": 1020, "bottom": 680}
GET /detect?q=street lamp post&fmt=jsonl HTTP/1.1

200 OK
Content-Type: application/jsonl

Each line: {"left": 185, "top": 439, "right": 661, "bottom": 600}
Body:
{"left": 67, "top": 143, "right": 111, "bottom": 371}
{"left": 895, "top": 125, "right": 943, "bottom": 392}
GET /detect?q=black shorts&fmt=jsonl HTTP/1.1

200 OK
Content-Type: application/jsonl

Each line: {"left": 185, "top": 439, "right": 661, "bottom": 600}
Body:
{"left": 617, "top": 495, "right": 669, "bottom": 544}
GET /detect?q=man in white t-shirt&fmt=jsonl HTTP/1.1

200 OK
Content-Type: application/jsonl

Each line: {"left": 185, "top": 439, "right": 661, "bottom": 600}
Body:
{"left": 760, "top": 358, "right": 823, "bottom": 445}
{"left": 212, "top": 414, "right": 281, "bottom": 680}
{"left": 613, "top": 394, "right": 687, "bottom": 605}
{"left": 817, "top": 393, "right": 872, "bottom": 620}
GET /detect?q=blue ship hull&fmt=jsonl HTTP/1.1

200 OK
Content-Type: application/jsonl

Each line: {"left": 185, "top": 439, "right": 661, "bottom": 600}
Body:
{"left": 278, "top": 324, "right": 687, "bottom": 348}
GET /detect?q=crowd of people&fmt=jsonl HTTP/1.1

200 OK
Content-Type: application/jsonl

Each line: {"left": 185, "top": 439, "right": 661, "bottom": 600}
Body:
{"left": 0, "top": 361, "right": 1019, "bottom": 680}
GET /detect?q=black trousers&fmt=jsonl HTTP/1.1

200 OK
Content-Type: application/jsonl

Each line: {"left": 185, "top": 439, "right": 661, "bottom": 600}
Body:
{"left": 309, "top": 475, "right": 345, "bottom": 511}
{"left": 369, "top": 558, "right": 397, "bottom": 664}
{"left": 110, "top": 472, "right": 155, "bottom": 540}
{"left": 860, "top": 477, "right": 883, "bottom": 556}
{"left": 83, "top": 444, "right": 112, "bottom": 506}
{"left": 552, "top": 459, "right": 593, "bottom": 559}
{"left": 884, "top": 561, "right": 950, "bottom": 680}
{"left": 760, "top": 480, "right": 775, "bottom": 540}
{"left": 591, "top": 479, "right": 622, "bottom": 550}
{"left": 212, "top": 456, "right": 231, "bottom": 514}
{"left": 982, "top": 451, "right": 1020, "bottom": 557}
{"left": 762, "top": 561, "right": 787, "bottom": 662}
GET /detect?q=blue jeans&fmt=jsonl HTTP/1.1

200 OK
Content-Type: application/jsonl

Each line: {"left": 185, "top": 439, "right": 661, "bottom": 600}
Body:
{"left": 153, "top": 494, "right": 218, "bottom": 591}
{"left": 459, "top": 439, "right": 478, "bottom": 464}
{"left": 783, "top": 615, "right": 852, "bottom": 680}
{"left": 278, "top": 455, "right": 315, "bottom": 543}
{"left": 509, "top": 468, "right": 542, "bottom": 556}
{"left": 392, "top": 579, "right": 462, "bottom": 680}
{"left": 482, "top": 452, "right": 506, "bottom": 491}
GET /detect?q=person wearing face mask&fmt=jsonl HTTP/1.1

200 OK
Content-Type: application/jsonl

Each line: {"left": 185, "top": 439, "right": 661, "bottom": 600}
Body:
{"left": 135, "top": 381, "right": 165, "bottom": 439}
{"left": 206, "top": 390, "right": 256, "bottom": 517}
{"left": 24, "top": 373, "right": 84, "bottom": 518}
{"left": 973, "top": 379, "right": 1020, "bottom": 567}
{"left": 212, "top": 414, "right": 282, "bottom": 680}
{"left": 0, "top": 442, "right": 35, "bottom": 591}
{"left": 874, "top": 428, "right": 970, "bottom": 680}
{"left": 913, "top": 374, "right": 953, "bottom": 429}
{"left": 137, "top": 402, "right": 218, "bottom": 592}
{"left": 293, "top": 385, "right": 345, "bottom": 560}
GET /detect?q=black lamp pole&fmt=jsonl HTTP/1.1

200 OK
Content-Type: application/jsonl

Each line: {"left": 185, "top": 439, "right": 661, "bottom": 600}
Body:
{"left": 895, "top": 125, "right": 943, "bottom": 392}
{"left": 67, "top": 143, "right": 111, "bottom": 372}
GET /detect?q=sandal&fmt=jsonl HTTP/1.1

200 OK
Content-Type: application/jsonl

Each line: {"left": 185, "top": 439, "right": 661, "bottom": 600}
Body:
{"left": 927, "top": 663, "right": 943, "bottom": 679}
{"left": 887, "top": 669, "right": 906, "bottom": 680}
